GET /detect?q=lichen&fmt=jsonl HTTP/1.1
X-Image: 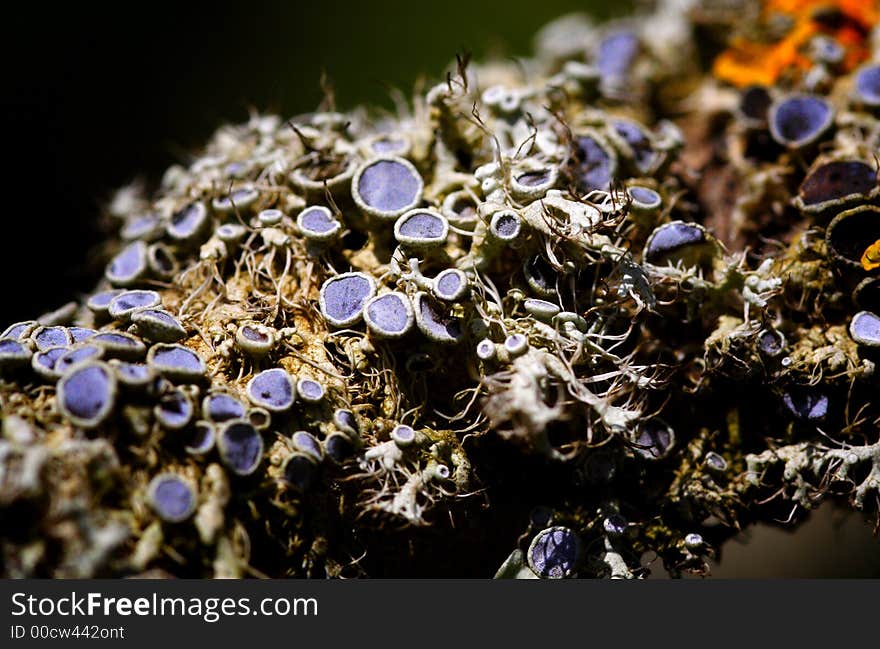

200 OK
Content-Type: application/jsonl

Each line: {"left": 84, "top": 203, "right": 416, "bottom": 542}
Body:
{"left": 2, "top": 0, "right": 880, "bottom": 579}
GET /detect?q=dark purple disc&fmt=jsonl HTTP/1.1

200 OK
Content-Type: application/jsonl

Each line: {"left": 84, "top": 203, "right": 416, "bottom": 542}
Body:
{"left": 246, "top": 368, "right": 295, "bottom": 412}
{"left": 353, "top": 158, "right": 422, "bottom": 217}
{"left": 203, "top": 393, "right": 246, "bottom": 422}
{"left": 148, "top": 474, "right": 196, "bottom": 523}
{"left": 218, "top": 420, "right": 264, "bottom": 475}
{"left": 527, "top": 526, "right": 580, "bottom": 579}
{"left": 58, "top": 362, "right": 116, "bottom": 427}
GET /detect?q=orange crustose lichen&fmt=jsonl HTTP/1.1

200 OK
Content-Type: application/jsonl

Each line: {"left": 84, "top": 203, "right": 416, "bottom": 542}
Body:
{"left": 713, "top": 0, "right": 878, "bottom": 87}
{"left": 861, "top": 239, "right": 880, "bottom": 271}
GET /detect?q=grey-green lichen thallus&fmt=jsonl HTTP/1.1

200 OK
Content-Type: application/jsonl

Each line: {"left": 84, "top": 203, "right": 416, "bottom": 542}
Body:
{"left": 2, "top": 0, "right": 880, "bottom": 579}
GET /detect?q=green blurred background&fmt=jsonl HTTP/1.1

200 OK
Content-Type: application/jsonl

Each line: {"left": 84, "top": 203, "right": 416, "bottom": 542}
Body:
{"left": 1, "top": 0, "right": 877, "bottom": 576}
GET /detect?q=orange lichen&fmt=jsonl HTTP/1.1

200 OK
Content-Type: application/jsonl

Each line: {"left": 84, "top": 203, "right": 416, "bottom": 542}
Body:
{"left": 713, "top": 0, "right": 878, "bottom": 87}
{"left": 861, "top": 239, "right": 880, "bottom": 271}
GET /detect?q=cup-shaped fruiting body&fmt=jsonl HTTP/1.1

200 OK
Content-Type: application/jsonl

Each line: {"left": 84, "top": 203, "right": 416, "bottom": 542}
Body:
{"left": 643, "top": 221, "right": 720, "bottom": 272}
{"left": 130, "top": 308, "right": 187, "bottom": 343}
{"left": 167, "top": 202, "right": 210, "bottom": 245}
{"left": 262, "top": 209, "right": 289, "bottom": 231}
{"left": 456, "top": 205, "right": 525, "bottom": 271}
{"left": 31, "top": 325, "right": 72, "bottom": 351}
{"left": 363, "top": 291, "right": 414, "bottom": 339}
{"left": 147, "top": 473, "right": 197, "bottom": 523}
{"left": 627, "top": 185, "right": 663, "bottom": 221}
{"left": 523, "top": 254, "right": 558, "bottom": 297}
{"left": 332, "top": 408, "right": 360, "bottom": 438}
{"left": 504, "top": 333, "right": 529, "bottom": 358}
{"left": 392, "top": 423, "right": 423, "bottom": 449}
{"left": 782, "top": 388, "right": 828, "bottom": 421}
{"left": 319, "top": 272, "right": 376, "bottom": 328}
{"left": 120, "top": 213, "right": 163, "bottom": 242}
{"left": 425, "top": 461, "right": 451, "bottom": 482}
{"left": 736, "top": 85, "right": 772, "bottom": 129}
{"left": 290, "top": 155, "right": 358, "bottom": 200}
{"left": 757, "top": 329, "right": 786, "bottom": 357}
{"left": 55, "top": 344, "right": 103, "bottom": 375}
{"left": 57, "top": 361, "right": 117, "bottom": 429}
{"left": 185, "top": 421, "right": 216, "bottom": 456}
{"left": 704, "top": 451, "right": 728, "bottom": 474}
{"left": 246, "top": 367, "right": 295, "bottom": 412}
{"left": 217, "top": 419, "right": 264, "bottom": 476}
{"left": 147, "top": 243, "right": 178, "bottom": 279}
{"left": 90, "top": 332, "right": 147, "bottom": 360}
{"left": 105, "top": 241, "right": 149, "bottom": 287}
{"left": 1, "top": 320, "right": 38, "bottom": 341}
{"left": 282, "top": 452, "right": 318, "bottom": 491}
{"left": 257, "top": 207, "right": 284, "bottom": 228}
{"left": 432, "top": 268, "right": 469, "bottom": 302}
{"left": 87, "top": 289, "right": 125, "bottom": 319}
{"left": 296, "top": 378, "right": 325, "bottom": 404}
{"left": 154, "top": 390, "right": 194, "bottom": 430}
{"left": 441, "top": 190, "right": 480, "bottom": 231}
{"left": 849, "top": 310, "right": 880, "bottom": 347}
{"left": 291, "top": 430, "right": 324, "bottom": 463}
{"left": 147, "top": 343, "right": 206, "bottom": 382}
{"left": 523, "top": 298, "right": 560, "bottom": 322}
{"left": 202, "top": 393, "right": 246, "bottom": 423}
{"left": 235, "top": 322, "right": 276, "bottom": 357}
{"left": 324, "top": 432, "right": 356, "bottom": 464}
{"left": 32, "top": 347, "right": 67, "bottom": 380}
{"left": 351, "top": 156, "right": 423, "bottom": 221}
{"left": 69, "top": 327, "right": 96, "bottom": 343}
{"left": 825, "top": 206, "right": 880, "bottom": 271}
{"left": 526, "top": 526, "right": 581, "bottom": 579}
{"left": 109, "top": 360, "right": 154, "bottom": 389}
{"left": 108, "top": 290, "right": 162, "bottom": 322}
{"left": 394, "top": 209, "right": 449, "bottom": 250}
{"left": 296, "top": 205, "right": 341, "bottom": 244}
{"left": 247, "top": 407, "right": 271, "bottom": 431}
{"left": 684, "top": 533, "right": 705, "bottom": 552}
{"left": 413, "top": 292, "right": 463, "bottom": 344}
{"left": 363, "top": 133, "right": 410, "bottom": 158}
{"left": 488, "top": 210, "right": 522, "bottom": 244}
{"left": 594, "top": 29, "right": 639, "bottom": 98}
{"left": 608, "top": 118, "right": 659, "bottom": 175}
{"left": 0, "top": 339, "right": 32, "bottom": 370}
{"left": 633, "top": 418, "right": 675, "bottom": 460}
{"left": 572, "top": 131, "right": 617, "bottom": 193}
{"left": 212, "top": 186, "right": 260, "bottom": 215}
{"left": 768, "top": 95, "right": 834, "bottom": 149}
{"left": 794, "top": 161, "right": 878, "bottom": 214}
{"left": 215, "top": 222, "right": 248, "bottom": 245}
{"left": 510, "top": 165, "right": 558, "bottom": 202}
{"left": 475, "top": 338, "right": 496, "bottom": 361}
{"left": 852, "top": 63, "right": 880, "bottom": 108}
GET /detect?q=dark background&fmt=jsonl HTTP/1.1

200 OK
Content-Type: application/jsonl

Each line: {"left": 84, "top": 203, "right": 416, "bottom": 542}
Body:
{"left": 1, "top": 0, "right": 877, "bottom": 576}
